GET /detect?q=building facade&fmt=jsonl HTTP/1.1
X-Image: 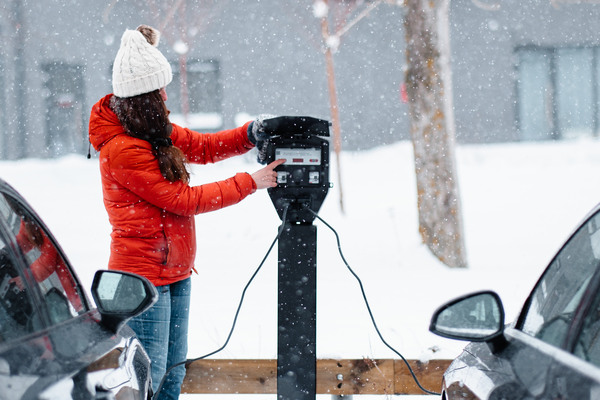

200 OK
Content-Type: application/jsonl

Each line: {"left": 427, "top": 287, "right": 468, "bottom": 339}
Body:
{"left": 1, "top": 0, "right": 600, "bottom": 159}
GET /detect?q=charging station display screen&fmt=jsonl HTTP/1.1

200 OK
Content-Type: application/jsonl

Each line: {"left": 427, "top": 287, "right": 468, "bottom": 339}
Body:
{"left": 264, "top": 116, "right": 330, "bottom": 223}
{"left": 275, "top": 148, "right": 321, "bottom": 166}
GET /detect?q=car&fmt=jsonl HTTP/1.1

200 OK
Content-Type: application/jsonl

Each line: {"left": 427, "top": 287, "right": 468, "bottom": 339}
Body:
{"left": 0, "top": 177, "right": 157, "bottom": 400}
{"left": 429, "top": 203, "right": 600, "bottom": 399}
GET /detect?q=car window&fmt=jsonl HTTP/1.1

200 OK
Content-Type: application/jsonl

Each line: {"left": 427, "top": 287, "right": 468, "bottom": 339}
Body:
{"left": 0, "top": 192, "right": 86, "bottom": 329}
{"left": 518, "top": 210, "right": 600, "bottom": 347}
{"left": 574, "top": 288, "right": 600, "bottom": 366}
{"left": 0, "top": 199, "right": 41, "bottom": 341}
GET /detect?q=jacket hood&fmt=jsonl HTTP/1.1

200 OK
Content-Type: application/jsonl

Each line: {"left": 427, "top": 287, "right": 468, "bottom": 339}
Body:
{"left": 89, "top": 94, "right": 126, "bottom": 151}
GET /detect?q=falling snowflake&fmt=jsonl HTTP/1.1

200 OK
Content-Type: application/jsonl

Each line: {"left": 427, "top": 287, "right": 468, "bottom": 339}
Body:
{"left": 312, "top": 0, "right": 328, "bottom": 19}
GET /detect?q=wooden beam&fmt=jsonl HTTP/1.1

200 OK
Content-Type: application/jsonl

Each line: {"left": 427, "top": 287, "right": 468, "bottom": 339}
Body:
{"left": 394, "top": 359, "right": 450, "bottom": 395}
{"left": 317, "top": 358, "right": 394, "bottom": 395}
{"left": 181, "top": 359, "right": 277, "bottom": 394}
{"left": 181, "top": 358, "right": 451, "bottom": 395}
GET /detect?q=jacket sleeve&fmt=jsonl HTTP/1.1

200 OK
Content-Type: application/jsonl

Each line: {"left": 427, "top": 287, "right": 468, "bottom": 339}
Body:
{"left": 106, "top": 143, "right": 257, "bottom": 216}
{"left": 171, "top": 121, "right": 255, "bottom": 164}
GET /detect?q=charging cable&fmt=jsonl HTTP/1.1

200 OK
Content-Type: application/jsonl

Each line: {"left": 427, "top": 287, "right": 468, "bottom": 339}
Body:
{"left": 306, "top": 207, "right": 439, "bottom": 396}
{"left": 153, "top": 203, "right": 440, "bottom": 398}
{"left": 151, "top": 205, "right": 290, "bottom": 400}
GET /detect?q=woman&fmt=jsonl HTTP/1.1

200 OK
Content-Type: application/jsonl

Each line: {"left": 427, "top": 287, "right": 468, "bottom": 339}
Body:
{"left": 88, "top": 25, "right": 283, "bottom": 400}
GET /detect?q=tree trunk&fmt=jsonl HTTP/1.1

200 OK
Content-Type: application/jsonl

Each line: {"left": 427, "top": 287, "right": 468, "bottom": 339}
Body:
{"left": 404, "top": 0, "right": 467, "bottom": 268}
{"left": 320, "top": 0, "right": 346, "bottom": 213}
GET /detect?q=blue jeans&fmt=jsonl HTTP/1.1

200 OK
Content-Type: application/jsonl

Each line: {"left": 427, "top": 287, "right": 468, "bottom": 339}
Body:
{"left": 128, "top": 278, "right": 191, "bottom": 400}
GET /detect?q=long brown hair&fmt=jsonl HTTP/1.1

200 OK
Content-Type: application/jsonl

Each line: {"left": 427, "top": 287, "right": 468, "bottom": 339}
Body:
{"left": 110, "top": 91, "right": 190, "bottom": 183}
{"left": 109, "top": 24, "right": 189, "bottom": 183}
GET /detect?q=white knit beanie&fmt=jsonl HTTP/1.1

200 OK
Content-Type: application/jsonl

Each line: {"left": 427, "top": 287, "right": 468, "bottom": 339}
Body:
{"left": 112, "top": 26, "right": 173, "bottom": 98}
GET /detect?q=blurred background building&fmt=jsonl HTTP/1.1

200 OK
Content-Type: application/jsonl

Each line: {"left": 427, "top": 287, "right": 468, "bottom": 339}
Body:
{"left": 1, "top": 0, "right": 600, "bottom": 159}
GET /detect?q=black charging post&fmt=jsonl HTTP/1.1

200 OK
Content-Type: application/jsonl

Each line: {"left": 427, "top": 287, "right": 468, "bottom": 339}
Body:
{"left": 264, "top": 116, "right": 331, "bottom": 400}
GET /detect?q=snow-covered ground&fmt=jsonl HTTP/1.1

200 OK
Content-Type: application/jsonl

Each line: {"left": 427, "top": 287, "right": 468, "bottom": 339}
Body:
{"left": 2, "top": 138, "right": 600, "bottom": 398}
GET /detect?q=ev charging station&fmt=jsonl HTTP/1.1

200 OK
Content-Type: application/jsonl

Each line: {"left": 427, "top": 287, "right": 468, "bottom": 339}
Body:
{"left": 263, "top": 116, "right": 331, "bottom": 400}
{"left": 153, "top": 117, "right": 435, "bottom": 400}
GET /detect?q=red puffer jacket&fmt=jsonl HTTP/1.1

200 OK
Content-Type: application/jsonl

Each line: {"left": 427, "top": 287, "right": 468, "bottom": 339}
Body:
{"left": 89, "top": 94, "right": 256, "bottom": 286}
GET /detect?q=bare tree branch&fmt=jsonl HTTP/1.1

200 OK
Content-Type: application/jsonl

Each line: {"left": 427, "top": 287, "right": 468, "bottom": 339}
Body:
{"left": 102, "top": 0, "right": 120, "bottom": 23}
{"left": 280, "top": 3, "right": 322, "bottom": 52}
{"left": 157, "top": 0, "right": 186, "bottom": 33}
{"left": 335, "top": 0, "right": 382, "bottom": 38}
{"left": 471, "top": 0, "right": 500, "bottom": 11}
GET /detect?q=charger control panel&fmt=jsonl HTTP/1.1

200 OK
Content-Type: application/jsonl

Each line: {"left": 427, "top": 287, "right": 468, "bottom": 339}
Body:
{"left": 275, "top": 147, "right": 322, "bottom": 186}
{"left": 263, "top": 116, "right": 331, "bottom": 224}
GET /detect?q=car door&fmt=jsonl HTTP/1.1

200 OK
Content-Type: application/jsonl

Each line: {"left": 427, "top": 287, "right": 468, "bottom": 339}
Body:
{"left": 0, "top": 185, "right": 97, "bottom": 397}
{"left": 433, "top": 206, "right": 600, "bottom": 399}
{"left": 541, "top": 259, "right": 600, "bottom": 399}
{"left": 0, "top": 183, "right": 153, "bottom": 400}
{"left": 509, "top": 206, "right": 600, "bottom": 399}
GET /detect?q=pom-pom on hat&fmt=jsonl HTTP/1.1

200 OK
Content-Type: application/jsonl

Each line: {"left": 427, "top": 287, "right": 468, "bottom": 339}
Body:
{"left": 112, "top": 25, "right": 172, "bottom": 98}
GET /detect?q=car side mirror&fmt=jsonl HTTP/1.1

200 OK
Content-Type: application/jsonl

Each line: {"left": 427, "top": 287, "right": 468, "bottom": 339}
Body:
{"left": 91, "top": 270, "right": 158, "bottom": 333}
{"left": 430, "top": 290, "right": 508, "bottom": 353}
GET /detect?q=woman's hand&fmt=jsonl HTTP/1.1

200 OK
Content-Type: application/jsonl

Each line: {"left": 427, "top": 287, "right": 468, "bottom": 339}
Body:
{"left": 9, "top": 276, "right": 24, "bottom": 291}
{"left": 252, "top": 159, "right": 286, "bottom": 189}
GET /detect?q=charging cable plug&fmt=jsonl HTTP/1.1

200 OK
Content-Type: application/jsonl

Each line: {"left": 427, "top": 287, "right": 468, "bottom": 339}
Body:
{"left": 279, "top": 198, "right": 311, "bottom": 210}
{"left": 297, "top": 198, "right": 311, "bottom": 209}
{"left": 279, "top": 198, "right": 294, "bottom": 209}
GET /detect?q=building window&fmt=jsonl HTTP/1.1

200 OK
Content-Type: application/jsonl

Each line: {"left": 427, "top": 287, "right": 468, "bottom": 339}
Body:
{"left": 42, "top": 62, "right": 86, "bottom": 156}
{"left": 516, "top": 46, "right": 599, "bottom": 141}
{"left": 168, "top": 58, "right": 223, "bottom": 131}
